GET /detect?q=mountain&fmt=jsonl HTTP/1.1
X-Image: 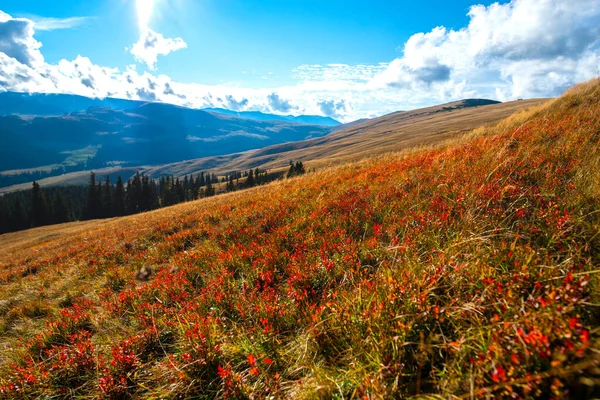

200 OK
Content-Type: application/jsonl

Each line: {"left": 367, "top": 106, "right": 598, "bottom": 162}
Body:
{"left": 0, "top": 98, "right": 332, "bottom": 180}
{"left": 1, "top": 79, "right": 598, "bottom": 398}
{"left": 0, "top": 92, "right": 147, "bottom": 116}
{"left": 0, "top": 92, "right": 340, "bottom": 126}
{"left": 204, "top": 107, "right": 341, "bottom": 126}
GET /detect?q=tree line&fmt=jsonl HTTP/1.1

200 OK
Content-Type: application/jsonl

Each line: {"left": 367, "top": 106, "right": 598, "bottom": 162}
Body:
{"left": 0, "top": 165, "right": 293, "bottom": 235}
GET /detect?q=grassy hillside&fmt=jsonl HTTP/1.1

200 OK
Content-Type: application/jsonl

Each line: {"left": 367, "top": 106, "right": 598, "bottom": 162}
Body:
{"left": 0, "top": 81, "right": 599, "bottom": 398}
{"left": 145, "top": 98, "right": 546, "bottom": 178}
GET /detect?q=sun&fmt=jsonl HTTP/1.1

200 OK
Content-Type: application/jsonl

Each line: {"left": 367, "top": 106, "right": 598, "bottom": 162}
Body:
{"left": 136, "top": 0, "right": 155, "bottom": 31}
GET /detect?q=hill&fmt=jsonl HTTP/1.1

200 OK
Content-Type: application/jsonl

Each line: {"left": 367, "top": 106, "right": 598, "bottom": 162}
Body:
{"left": 145, "top": 98, "right": 545, "bottom": 178}
{"left": 0, "top": 79, "right": 598, "bottom": 398}
{"left": 204, "top": 108, "right": 341, "bottom": 127}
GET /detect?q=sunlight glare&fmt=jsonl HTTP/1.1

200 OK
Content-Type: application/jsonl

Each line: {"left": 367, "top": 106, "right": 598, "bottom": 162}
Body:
{"left": 136, "top": 0, "right": 155, "bottom": 31}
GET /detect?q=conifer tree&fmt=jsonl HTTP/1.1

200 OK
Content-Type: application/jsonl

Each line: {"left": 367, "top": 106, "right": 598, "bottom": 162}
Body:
{"left": 141, "top": 175, "right": 151, "bottom": 211}
{"left": 175, "top": 178, "right": 185, "bottom": 203}
{"left": 102, "top": 176, "right": 112, "bottom": 217}
{"left": 52, "top": 190, "right": 69, "bottom": 224}
{"left": 205, "top": 178, "right": 215, "bottom": 197}
{"left": 192, "top": 174, "right": 200, "bottom": 199}
{"left": 12, "top": 197, "right": 26, "bottom": 231}
{"left": 295, "top": 161, "right": 306, "bottom": 176}
{"left": 31, "top": 181, "right": 49, "bottom": 226}
{"left": 114, "top": 176, "right": 125, "bottom": 216}
{"left": 246, "top": 169, "right": 255, "bottom": 187}
{"left": 84, "top": 172, "right": 99, "bottom": 219}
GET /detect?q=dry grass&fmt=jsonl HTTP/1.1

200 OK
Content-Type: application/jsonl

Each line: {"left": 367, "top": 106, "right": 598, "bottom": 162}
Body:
{"left": 146, "top": 98, "right": 546, "bottom": 177}
{"left": 0, "top": 82, "right": 598, "bottom": 399}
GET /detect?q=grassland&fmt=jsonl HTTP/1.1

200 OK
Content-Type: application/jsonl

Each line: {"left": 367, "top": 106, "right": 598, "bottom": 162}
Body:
{"left": 145, "top": 98, "right": 546, "bottom": 178}
{"left": 0, "top": 81, "right": 598, "bottom": 398}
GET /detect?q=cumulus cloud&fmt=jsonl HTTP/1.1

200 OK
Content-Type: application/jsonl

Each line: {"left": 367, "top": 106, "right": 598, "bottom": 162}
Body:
{"left": 224, "top": 95, "right": 249, "bottom": 111}
{"left": 267, "top": 92, "right": 296, "bottom": 113}
{"left": 372, "top": 0, "right": 600, "bottom": 100}
{"left": 130, "top": 29, "right": 187, "bottom": 70}
{"left": 0, "top": 1, "right": 599, "bottom": 123}
{"left": 318, "top": 99, "right": 347, "bottom": 119}
{"left": 0, "top": 11, "right": 44, "bottom": 67}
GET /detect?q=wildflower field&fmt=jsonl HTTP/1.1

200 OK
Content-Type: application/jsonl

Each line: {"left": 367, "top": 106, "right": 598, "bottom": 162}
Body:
{"left": 1, "top": 80, "right": 599, "bottom": 398}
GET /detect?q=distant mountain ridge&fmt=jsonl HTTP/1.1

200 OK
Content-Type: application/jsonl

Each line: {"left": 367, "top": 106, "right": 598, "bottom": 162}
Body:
{"left": 203, "top": 108, "right": 341, "bottom": 127}
{"left": 0, "top": 94, "right": 334, "bottom": 186}
{"left": 0, "top": 92, "right": 341, "bottom": 127}
{"left": 0, "top": 92, "right": 147, "bottom": 116}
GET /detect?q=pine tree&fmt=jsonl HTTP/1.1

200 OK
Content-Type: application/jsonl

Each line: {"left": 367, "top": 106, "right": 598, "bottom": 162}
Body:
{"left": 287, "top": 161, "right": 295, "bottom": 178}
{"left": 11, "top": 197, "right": 26, "bottom": 232}
{"left": 226, "top": 174, "right": 235, "bottom": 192}
{"left": 126, "top": 179, "right": 134, "bottom": 214}
{"left": 295, "top": 161, "right": 306, "bottom": 176}
{"left": 183, "top": 175, "right": 190, "bottom": 201}
{"left": 192, "top": 174, "right": 200, "bottom": 199}
{"left": 246, "top": 169, "right": 255, "bottom": 187}
{"left": 114, "top": 176, "right": 125, "bottom": 216}
{"left": 52, "top": 190, "right": 69, "bottom": 224}
{"left": 205, "top": 178, "right": 215, "bottom": 197}
{"left": 31, "top": 181, "right": 49, "bottom": 227}
{"left": 84, "top": 172, "right": 99, "bottom": 219}
{"left": 102, "top": 176, "right": 112, "bottom": 217}
{"left": 175, "top": 178, "right": 185, "bottom": 203}
{"left": 141, "top": 175, "right": 151, "bottom": 211}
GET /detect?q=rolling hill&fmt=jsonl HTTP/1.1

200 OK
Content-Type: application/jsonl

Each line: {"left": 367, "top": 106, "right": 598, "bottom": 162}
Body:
{"left": 0, "top": 79, "right": 598, "bottom": 398}
{"left": 144, "top": 98, "right": 546, "bottom": 178}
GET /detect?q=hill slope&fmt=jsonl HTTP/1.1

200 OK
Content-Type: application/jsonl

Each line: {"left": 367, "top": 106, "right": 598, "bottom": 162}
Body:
{"left": 145, "top": 98, "right": 545, "bottom": 178}
{"left": 0, "top": 81, "right": 599, "bottom": 398}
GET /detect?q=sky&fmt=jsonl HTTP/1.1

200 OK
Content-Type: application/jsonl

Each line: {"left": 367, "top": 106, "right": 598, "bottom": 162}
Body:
{"left": 0, "top": 0, "right": 599, "bottom": 122}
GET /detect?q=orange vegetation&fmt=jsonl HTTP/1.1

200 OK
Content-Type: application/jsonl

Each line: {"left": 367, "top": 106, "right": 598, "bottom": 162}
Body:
{"left": 0, "top": 80, "right": 599, "bottom": 398}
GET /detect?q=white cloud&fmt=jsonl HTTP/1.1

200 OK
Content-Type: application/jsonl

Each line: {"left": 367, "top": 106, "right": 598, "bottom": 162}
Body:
{"left": 292, "top": 63, "right": 389, "bottom": 83}
{"left": 0, "top": 1, "right": 599, "bottom": 123}
{"left": 267, "top": 92, "right": 296, "bottom": 113}
{"left": 318, "top": 99, "right": 348, "bottom": 120}
{"left": 130, "top": 29, "right": 187, "bottom": 70}
{"left": 371, "top": 0, "right": 600, "bottom": 100}
{"left": 0, "top": 11, "right": 44, "bottom": 67}
{"left": 33, "top": 16, "right": 94, "bottom": 31}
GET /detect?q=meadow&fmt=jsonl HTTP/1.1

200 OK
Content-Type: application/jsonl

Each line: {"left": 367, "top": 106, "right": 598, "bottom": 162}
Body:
{"left": 0, "top": 80, "right": 599, "bottom": 398}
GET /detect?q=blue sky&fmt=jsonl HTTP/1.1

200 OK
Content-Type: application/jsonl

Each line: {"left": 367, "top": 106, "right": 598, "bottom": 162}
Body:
{"left": 0, "top": 0, "right": 599, "bottom": 121}
{"left": 3, "top": 0, "right": 489, "bottom": 86}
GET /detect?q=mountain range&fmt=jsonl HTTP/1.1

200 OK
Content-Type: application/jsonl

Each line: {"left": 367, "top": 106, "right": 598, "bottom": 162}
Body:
{"left": 0, "top": 92, "right": 335, "bottom": 182}
{"left": 203, "top": 108, "right": 340, "bottom": 126}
